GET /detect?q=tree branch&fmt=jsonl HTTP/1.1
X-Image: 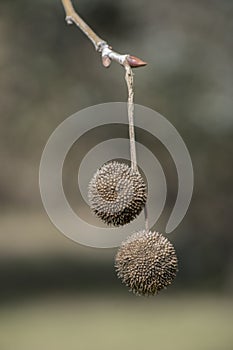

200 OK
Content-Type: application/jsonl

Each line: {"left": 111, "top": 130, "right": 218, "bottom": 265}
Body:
{"left": 61, "top": 0, "right": 147, "bottom": 68}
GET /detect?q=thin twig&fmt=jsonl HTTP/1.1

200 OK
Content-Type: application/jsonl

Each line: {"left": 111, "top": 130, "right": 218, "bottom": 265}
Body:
{"left": 144, "top": 204, "right": 149, "bottom": 232}
{"left": 61, "top": 0, "right": 104, "bottom": 50}
{"left": 124, "top": 63, "right": 137, "bottom": 171}
{"left": 124, "top": 63, "right": 149, "bottom": 232}
{"left": 61, "top": 0, "right": 147, "bottom": 68}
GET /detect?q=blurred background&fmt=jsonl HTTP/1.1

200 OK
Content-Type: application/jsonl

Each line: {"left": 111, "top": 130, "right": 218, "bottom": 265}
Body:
{"left": 0, "top": 0, "right": 233, "bottom": 349}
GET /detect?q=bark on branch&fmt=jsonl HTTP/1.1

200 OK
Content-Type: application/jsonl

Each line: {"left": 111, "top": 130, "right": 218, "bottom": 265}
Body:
{"left": 61, "top": 0, "right": 147, "bottom": 68}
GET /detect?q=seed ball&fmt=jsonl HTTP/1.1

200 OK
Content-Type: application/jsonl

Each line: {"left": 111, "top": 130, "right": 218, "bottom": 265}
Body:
{"left": 88, "top": 161, "right": 147, "bottom": 227}
{"left": 115, "top": 230, "right": 178, "bottom": 296}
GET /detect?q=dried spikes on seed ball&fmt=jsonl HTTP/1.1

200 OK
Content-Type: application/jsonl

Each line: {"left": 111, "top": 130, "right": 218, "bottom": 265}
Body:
{"left": 115, "top": 230, "right": 178, "bottom": 296}
{"left": 88, "top": 161, "right": 147, "bottom": 227}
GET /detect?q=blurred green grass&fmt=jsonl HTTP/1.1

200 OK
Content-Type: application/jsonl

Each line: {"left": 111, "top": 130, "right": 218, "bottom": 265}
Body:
{"left": 0, "top": 295, "right": 232, "bottom": 350}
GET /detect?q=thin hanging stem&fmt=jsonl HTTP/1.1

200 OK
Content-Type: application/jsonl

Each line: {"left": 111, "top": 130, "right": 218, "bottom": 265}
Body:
{"left": 124, "top": 63, "right": 137, "bottom": 172}
{"left": 144, "top": 204, "right": 149, "bottom": 232}
{"left": 124, "top": 63, "right": 149, "bottom": 232}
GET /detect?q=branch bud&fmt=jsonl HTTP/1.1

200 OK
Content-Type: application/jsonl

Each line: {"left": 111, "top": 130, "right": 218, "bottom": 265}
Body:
{"left": 65, "top": 16, "right": 73, "bottom": 25}
{"left": 102, "top": 55, "right": 112, "bottom": 68}
{"left": 127, "top": 55, "right": 147, "bottom": 68}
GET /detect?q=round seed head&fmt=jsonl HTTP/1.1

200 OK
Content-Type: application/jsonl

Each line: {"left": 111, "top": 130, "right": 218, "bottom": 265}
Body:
{"left": 88, "top": 161, "right": 147, "bottom": 227}
{"left": 115, "top": 230, "right": 178, "bottom": 296}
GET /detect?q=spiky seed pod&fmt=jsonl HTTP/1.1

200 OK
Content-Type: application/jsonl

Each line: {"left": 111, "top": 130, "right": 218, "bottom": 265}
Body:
{"left": 115, "top": 230, "right": 178, "bottom": 296}
{"left": 88, "top": 161, "right": 147, "bottom": 227}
